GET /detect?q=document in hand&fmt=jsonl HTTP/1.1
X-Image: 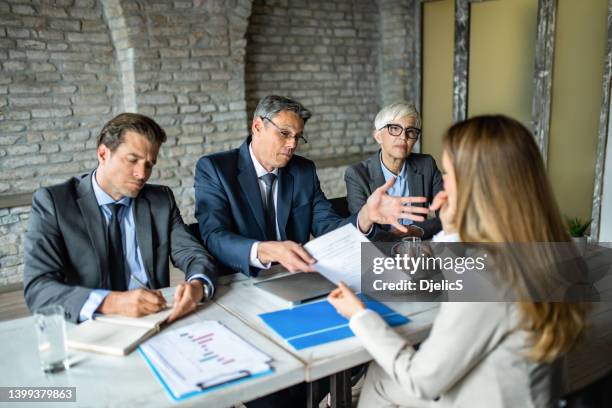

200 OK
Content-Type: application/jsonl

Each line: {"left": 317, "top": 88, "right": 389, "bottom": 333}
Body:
{"left": 139, "top": 321, "right": 272, "bottom": 402}
{"left": 304, "top": 223, "right": 378, "bottom": 292}
{"left": 259, "top": 294, "right": 409, "bottom": 349}
{"left": 67, "top": 287, "right": 177, "bottom": 356}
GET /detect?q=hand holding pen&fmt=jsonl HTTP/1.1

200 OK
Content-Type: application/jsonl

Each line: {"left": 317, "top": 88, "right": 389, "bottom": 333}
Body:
{"left": 96, "top": 274, "right": 167, "bottom": 317}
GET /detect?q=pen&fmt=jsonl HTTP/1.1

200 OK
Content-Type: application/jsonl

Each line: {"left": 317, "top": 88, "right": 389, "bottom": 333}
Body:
{"left": 130, "top": 274, "right": 168, "bottom": 308}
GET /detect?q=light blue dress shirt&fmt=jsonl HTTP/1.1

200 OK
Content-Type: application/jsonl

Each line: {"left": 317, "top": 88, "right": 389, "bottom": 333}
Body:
{"left": 79, "top": 172, "right": 212, "bottom": 322}
{"left": 380, "top": 154, "right": 413, "bottom": 226}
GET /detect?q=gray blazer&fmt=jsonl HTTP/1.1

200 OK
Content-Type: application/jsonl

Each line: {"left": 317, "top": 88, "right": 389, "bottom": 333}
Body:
{"left": 351, "top": 303, "right": 562, "bottom": 408}
{"left": 344, "top": 151, "right": 443, "bottom": 239}
{"left": 23, "top": 171, "right": 218, "bottom": 323}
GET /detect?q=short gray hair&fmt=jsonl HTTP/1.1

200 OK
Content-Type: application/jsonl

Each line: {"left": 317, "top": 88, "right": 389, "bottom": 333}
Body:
{"left": 374, "top": 101, "right": 421, "bottom": 130}
{"left": 253, "top": 95, "right": 312, "bottom": 124}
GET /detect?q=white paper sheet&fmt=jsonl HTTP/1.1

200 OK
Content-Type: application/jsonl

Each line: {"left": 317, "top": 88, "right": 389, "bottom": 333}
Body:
{"left": 140, "top": 321, "right": 271, "bottom": 399}
{"left": 304, "top": 224, "right": 371, "bottom": 292}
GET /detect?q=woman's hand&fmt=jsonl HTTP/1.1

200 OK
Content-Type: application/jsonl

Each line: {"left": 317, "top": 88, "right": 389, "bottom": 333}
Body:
{"left": 327, "top": 281, "right": 366, "bottom": 319}
{"left": 430, "top": 190, "right": 457, "bottom": 234}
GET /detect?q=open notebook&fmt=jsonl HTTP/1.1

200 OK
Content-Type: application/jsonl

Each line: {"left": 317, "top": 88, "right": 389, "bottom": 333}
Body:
{"left": 67, "top": 287, "right": 176, "bottom": 356}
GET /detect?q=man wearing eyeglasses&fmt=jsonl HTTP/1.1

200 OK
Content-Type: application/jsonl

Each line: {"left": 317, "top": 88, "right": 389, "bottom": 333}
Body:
{"left": 345, "top": 101, "right": 443, "bottom": 239}
{"left": 194, "top": 95, "right": 429, "bottom": 277}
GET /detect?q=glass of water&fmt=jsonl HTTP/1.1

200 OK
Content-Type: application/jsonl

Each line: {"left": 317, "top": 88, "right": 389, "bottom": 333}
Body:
{"left": 393, "top": 236, "right": 422, "bottom": 258}
{"left": 34, "top": 305, "right": 68, "bottom": 373}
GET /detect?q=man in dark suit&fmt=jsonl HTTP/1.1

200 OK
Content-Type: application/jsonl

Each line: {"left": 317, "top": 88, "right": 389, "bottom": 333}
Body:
{"left": 24, "top": 113, "right": 217, "bottom": 324}
{"left": 195, "top": 95, "right": 428, "bottom": 407}
{"left": 345, "top": 101, "right": 443, "bottom": 239}
{"left": 195, "top": 95, "right": 428, "bottom": 277}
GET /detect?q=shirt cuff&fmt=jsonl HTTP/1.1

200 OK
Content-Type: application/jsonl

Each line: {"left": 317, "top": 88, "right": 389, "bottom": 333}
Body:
{"left": 249, "top": 241, "right": 271, "bottom": 269}
{"left": 349, "top": 308, "right": 376, "bottom": 331}
{"left": 78, "top": 289, "right": 110, "bottom": 323}
{"left": 356, "top": 212, "right": 374, "bottom": 236}
{"left": 432, "top": 230, "right": 460, "bottom": 242}
{"left": 187, "top": 274, "right": 215, "bottom": 299}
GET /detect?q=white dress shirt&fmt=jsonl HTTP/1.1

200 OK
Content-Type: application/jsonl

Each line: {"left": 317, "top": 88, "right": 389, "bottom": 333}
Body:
{"left": 248, "top": 143, "right": 280, "bottom": 269}
{"left": 247, "top": 143, "right": 372, "bottom": 269}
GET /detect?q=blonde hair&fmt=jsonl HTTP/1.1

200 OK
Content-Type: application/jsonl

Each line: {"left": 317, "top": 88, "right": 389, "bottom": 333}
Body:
{"left": 443, "top": 115, "right": 590, "bottom": 362}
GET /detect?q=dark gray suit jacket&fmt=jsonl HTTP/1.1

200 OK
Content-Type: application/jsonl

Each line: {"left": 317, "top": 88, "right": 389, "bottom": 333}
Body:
{"left": 345, "top": 151, "right": 443, "bottom": 239}
{"left": 24, "top": 171, "right": 218, "bottom": 323}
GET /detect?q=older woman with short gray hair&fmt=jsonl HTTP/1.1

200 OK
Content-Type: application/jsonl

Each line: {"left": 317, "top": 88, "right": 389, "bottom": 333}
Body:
{"left": 345, "top": 101, "right": 443, "bottom": 239}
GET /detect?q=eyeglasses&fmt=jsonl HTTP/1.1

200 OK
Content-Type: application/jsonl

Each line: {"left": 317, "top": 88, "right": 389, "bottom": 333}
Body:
{"left": 379, "top": 124, "right": 421, "bottom": 140}
{"left": 262, "top": 116, "right": 308, "bottom": 144}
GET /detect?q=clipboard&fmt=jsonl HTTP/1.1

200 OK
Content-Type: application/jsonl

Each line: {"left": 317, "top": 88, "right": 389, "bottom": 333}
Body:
{"left": 138, "top": 347, "right": 274, "bottom": 402}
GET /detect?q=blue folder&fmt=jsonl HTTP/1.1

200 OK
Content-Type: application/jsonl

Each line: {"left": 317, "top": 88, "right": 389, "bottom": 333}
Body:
{"left": 259, "top": 294, "right": 409, "bottom": 350}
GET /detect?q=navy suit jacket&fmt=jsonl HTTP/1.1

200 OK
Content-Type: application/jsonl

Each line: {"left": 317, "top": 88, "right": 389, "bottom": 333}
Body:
{"left": 195, "top": 137, "right": 357, "bottom": 276}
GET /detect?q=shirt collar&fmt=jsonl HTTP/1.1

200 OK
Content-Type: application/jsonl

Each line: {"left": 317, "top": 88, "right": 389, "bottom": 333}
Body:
{"left": 91, "top": 170, "right": 132, "bottom": 208}
{"left": 249, "top": 143, "right": 279, "bottom": 178}
{"left": 379, "top": 152, "right": 407, "bottom": 180}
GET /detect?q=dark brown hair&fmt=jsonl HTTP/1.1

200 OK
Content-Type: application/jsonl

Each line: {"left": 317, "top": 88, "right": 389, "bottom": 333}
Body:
{"left": 97, "top": 113, "right": 167, "bottom": 151}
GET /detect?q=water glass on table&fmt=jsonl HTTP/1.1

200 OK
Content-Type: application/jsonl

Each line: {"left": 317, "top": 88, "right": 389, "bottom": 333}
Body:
{"left": 33, "top": 305, "right": 68, "bottom": 373}
{"left": 393, "top": 236, "right": 422, "bottom": 258}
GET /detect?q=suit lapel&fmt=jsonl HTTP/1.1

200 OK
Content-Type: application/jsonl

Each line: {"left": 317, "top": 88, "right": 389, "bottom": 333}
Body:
{"left": 237, "top": 141, "right": 267, "bottom": 239}
{"left": 276, "top": 167, "right": 293, "bottom": 241}
{"left": 406, "top": 157, "right": 424, "bottom": 204}
{"left": 369, "top": 151, "right": 425, "bottom": 204}
{"left": 367, "top": 151, "right": 386, "bottom": 193}
{"left": 133, "top": 195, "right": 155, "bottom": 287}
{"left": 76, "top": 171, "right": 110, "bottom": 289}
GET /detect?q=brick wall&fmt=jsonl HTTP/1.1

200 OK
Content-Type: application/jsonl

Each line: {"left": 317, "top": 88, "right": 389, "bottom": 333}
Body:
{"left": 245, "top": 0, "right": 381, "bottom": 159}
{"left": 317, "top": 165, "right": 348, "bottom": 199}
{"left": 379, "top": 0, "right": 418, "bottom": 106}
{"left": 0, "top": 0, "right": 119, "bottom": 195}
{"left": 100, "top": 0, "right": 254, "bottom": 218}
{"left": 0, "top": 0, "right": 414, "bottom": 288}
{"left": 0, "top": 0, "right": 120, "bottom": 286}
{"left": 0, "top": 206, "right": 28, "bottom": 286}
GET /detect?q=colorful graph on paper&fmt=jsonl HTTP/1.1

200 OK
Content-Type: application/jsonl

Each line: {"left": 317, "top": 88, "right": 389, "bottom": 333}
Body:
{"left": 139, "top": 321, "right": 272, "bottom": 399}
{"left": 178, "top": 328, "right": 239, "bottom": 366}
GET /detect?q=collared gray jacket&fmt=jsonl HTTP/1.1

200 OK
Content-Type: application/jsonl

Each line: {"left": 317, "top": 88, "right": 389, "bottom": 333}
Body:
{"left": 344, "top": 151, "right": 443, "bottom": 239}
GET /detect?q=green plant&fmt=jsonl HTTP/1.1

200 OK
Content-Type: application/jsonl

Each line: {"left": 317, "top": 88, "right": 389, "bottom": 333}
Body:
{"left": 566, "top": 217, "right": 592, "bottom": 238}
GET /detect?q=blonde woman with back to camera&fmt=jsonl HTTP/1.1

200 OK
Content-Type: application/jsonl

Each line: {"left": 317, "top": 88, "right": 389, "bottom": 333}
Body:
{"left": 328, "top": 115, "right": 590, "bottom": 407}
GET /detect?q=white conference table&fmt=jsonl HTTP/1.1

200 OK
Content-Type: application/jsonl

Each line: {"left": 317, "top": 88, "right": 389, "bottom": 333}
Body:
{"left": 2, "top": 245, "right": 610, "bottom": 407}
{"left": 213, "top": 245, "right": 612, "bottom": 404}
{"left": 0, "top": 301, "right": 305, "bottom": 408}
{"left": 212, "top": 268, "right": 440, "bottom": 407}
{"left": 213, "top": 269, "right": 439, "bottom": 383}
{"left": 0, "top": 274, "right": 440, "bottom": 408}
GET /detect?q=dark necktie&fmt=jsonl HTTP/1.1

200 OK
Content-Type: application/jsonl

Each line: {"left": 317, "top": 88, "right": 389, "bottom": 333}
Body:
{"left": 108, "top": 203, "right": 126, "bottom": 291}
{"left": 260, "top": 173, "right": 277, "bottom": 241}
